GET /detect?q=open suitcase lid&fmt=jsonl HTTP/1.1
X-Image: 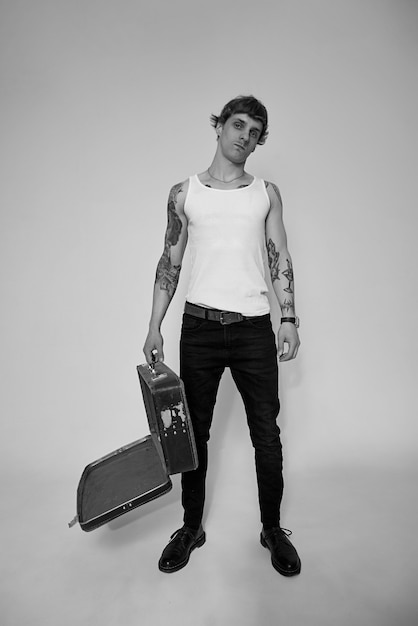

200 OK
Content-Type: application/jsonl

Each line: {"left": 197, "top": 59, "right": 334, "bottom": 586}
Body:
{"left": 69, "top": 435, "right": 172, "bottom": 532}
{"left": 69, "top": 361, "right": 197, "bottom": 531}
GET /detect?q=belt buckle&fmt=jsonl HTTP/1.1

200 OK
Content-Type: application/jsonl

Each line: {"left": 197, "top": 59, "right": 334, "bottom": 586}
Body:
{"left": 219, "top": 311, "right": 241, "bottom": 325}
{"left": 219, "top": 311, "right": 230, "bottom": 325}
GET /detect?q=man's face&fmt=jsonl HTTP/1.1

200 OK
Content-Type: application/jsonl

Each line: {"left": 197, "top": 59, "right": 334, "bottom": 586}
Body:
{"left": 217, "top": 113, "right": 263, "bottom": 163}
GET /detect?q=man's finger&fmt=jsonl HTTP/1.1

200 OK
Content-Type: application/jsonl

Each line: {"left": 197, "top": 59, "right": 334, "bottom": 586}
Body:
{"left": 279, "top": 341, "right": 299, "bottom": 361}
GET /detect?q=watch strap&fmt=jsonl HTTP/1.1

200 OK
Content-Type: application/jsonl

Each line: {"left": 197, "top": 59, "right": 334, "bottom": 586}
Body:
{"left": 281, "top": 316, "right": 300, "bottom": 328}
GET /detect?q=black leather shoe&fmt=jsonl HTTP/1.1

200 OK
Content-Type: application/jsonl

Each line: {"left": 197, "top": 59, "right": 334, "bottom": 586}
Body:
{"left": 158, "top": 525, "right": 206, "bottom": 573}
{"left": 260, "top": 527, "right": 301, "bottom": 576}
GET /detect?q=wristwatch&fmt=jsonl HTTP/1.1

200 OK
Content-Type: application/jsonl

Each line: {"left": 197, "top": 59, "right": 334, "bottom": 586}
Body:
{"left": 280, "top": 316, "right": 300, "bottom": 328}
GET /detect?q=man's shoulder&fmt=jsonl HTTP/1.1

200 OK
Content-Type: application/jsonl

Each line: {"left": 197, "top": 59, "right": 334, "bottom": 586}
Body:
{"left": 168, "top": 178, "right": 190, "bottom": 207}
{"left": 169, "top": 178, "right": 189, "bottom": 197}
{"left": 264, "top": 180, "right": 283, "bottom": 206}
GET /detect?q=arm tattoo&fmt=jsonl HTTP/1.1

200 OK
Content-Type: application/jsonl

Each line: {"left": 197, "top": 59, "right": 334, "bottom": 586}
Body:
{"left": 265, "top": 180, "right": 283, "bottom": 206}
{"left": 155, "top": 184, "right": 183, "bottom": 297}
{"left": 281, "top": 298, "right": 294, "bottom": 314}
{"left": 266, "top": 182, "right": 294, "bottom": 310}
{"left": 168, "top": 182, "right": 183, "bottom": 204}
{"left": 267, "top": 238, "right": 280, "bottom": 282}
{"left": 282, "top": 258, "right": 294, "bottom": 294}
{"left": 165, "top": 193, "right": 182, "bottom": 248}
{"left": 156, "top": 252, "right": 181, "bottom": 297}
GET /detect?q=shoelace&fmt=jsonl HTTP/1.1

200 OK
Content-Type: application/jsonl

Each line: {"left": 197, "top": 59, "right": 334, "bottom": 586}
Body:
{"left": 167, "top": 528, "right": 195, "bottom": 553}
{"left": 264, "top": 527, "right": 293, "bottom": 541}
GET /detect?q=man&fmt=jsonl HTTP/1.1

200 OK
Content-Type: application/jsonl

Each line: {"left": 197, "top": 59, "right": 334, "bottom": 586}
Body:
{"left": 143, "top": 95, "right": 301, "bottom": 576}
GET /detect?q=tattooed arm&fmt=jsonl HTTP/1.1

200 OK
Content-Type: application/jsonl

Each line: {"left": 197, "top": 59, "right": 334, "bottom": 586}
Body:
{"left": 143, "top": 181, "right": 189, "bottom": 364}
{"left": 265, "top": 181, "right": 300, "bottom": 362}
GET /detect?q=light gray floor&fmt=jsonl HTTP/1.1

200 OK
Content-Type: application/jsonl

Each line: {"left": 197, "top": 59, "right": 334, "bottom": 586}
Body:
{"left": 1, "top": 463, "right": 416, "bottom": 626}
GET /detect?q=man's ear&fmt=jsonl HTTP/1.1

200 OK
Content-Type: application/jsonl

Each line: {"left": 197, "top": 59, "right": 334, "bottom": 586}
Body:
{"left": 216, "top": 123, "right": 223, "bottom": 137}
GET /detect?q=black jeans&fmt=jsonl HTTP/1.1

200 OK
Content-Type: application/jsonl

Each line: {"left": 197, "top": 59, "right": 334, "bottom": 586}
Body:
{"left": 180, "top": 310, "right": 283, "bottom": 530}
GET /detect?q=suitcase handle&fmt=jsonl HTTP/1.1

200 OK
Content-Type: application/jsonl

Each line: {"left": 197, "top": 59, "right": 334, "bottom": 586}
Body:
{"left": 149, "top": 350, "right": 167, "bottom": 381}
{"left": 149, "top": 349, "right": 158, "bottom": 375}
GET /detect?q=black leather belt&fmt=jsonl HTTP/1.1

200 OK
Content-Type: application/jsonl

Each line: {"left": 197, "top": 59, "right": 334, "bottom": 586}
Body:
{"left": 185, "top": 302, "right": 251, "bottom": 325}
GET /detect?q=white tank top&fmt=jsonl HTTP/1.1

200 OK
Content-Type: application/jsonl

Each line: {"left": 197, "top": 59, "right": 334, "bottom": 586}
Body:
{"left": 184, "top": 174, "right": 271, "bottom": 316}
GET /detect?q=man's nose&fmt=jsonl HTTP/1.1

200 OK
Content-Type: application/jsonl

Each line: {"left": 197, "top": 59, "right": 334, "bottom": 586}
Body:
{"left": 240, "top": 129, "right": 250, "bottom": 143}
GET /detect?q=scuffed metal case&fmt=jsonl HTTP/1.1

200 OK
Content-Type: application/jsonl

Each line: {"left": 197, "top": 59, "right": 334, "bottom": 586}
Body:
{"left": 137, "top": 361, "right": 198, "bottom": 475}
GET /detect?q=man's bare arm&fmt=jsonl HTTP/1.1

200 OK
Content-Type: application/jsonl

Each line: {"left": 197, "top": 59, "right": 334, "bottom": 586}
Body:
{"left": 265, "top": 181, "right": 300, "bottom": 361}
{"left": 143, "top": 181, "right": 188, "bottom": 364}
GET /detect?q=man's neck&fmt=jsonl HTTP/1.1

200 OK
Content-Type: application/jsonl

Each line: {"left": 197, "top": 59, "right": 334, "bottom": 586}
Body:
{"left": 207, "top": 154, "right": 246, "bottom": 183}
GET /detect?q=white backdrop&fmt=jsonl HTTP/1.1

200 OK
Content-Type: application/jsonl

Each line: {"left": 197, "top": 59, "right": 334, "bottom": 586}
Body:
{"left": 1, "top": 0, "right": 416, "bottom": 478}
{"left": 1, "top": 2, "right": 417, "bottom": 625}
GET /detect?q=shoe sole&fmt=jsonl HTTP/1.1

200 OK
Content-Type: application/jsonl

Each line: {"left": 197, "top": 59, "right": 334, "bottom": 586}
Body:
{"left": 260, "top": 533, "right": 301, "bottom": 577}
{"left": 158, "top": 532, "right": 206, "bottom": 573}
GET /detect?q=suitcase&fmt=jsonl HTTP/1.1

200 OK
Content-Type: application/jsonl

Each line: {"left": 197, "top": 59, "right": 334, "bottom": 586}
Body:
{"left": 71, "top": 435, "right": 172, "bottom": 532}
{"left": 137, "top": 360, "right": 198, "bottom": 475}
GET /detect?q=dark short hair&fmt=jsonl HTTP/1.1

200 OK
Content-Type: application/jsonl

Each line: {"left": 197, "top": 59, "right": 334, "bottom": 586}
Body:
{"left": 210, "top": 95, "right": 269, "bottom": 145}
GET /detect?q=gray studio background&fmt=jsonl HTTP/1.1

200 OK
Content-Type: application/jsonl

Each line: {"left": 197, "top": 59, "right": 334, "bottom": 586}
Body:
{"left": 1, "top": 1, "right": 417, "bottom": 625}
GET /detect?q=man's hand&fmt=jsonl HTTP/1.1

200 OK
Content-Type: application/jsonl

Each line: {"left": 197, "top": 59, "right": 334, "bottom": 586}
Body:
{"left": 143, "top": 330, "right": 164, "bottom": 365}
{"left": 278, "top": 323, "right": 300, "bottom": 362}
